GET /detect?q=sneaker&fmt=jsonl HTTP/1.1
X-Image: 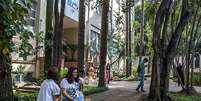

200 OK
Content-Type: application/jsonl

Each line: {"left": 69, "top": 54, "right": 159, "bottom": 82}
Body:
{"left": 141, "top": 90, "right": 146, "bottom": 92}
{"left": 136, "top": 88, "right": 140, "bottom": 92}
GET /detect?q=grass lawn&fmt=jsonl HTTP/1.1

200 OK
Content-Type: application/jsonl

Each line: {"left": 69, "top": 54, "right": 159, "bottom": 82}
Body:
{"left": 192, "top": 73, "right": 201, "bottom": 86}
{"left": 171, "top": 94, "right": 201, "bottom": 101}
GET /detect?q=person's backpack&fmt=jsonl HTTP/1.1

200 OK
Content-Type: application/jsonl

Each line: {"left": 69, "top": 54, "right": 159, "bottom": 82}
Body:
{"left": 137, "top": 64, "right": 141, "bottom": 73}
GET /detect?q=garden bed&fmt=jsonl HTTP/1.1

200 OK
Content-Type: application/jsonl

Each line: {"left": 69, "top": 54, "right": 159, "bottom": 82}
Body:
{"left": 171, "top": 93, "right": 201, "bottom": 101}
{"left": 14, "top": 92, "right": 38, "bottom": 101}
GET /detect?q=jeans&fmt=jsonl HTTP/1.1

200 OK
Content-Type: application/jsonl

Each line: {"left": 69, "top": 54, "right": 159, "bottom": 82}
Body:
{"left": 136, "top": 75, "right": 144, "bottom": 91}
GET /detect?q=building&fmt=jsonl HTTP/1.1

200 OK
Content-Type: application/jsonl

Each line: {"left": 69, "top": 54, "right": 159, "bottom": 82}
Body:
{"left": 11, "top": 0, "right": 47, "bottom": 81}
{"left": 11, "top": 0, "right": 124, "bottom": 80}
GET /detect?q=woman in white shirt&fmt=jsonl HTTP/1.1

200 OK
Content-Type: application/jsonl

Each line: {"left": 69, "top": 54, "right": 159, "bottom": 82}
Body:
{"left": 37, "top": 67, "right": 61, "bottom": 101}
{"left": 60, "top": 67, "right": 84, "bottom": 101}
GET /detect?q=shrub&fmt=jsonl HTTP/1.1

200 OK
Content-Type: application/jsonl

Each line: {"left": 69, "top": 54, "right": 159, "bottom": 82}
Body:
{"left": 35, "top": 75, "right": 45, "bottom": 86}
{"left": 60, "top": 67, "right": 68, "bottom": 79}
{"left": 132, "top": 67, "right": 138, "bottom": 77}
{"left": 112, "top": 76, "right": 121, "bottom": 81}
{"left": 14, "top": 92, "right": 38, "bottom": 101}
{"left": 171, "top": 94, "right": 201, "bottom": 101}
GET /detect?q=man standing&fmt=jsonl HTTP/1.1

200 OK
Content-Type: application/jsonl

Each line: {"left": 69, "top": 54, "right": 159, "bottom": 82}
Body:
{"left": 176, "top": 63, "right": 184, "bottom": 86}
{"left": 136, "top": 58, "right": 148, "bottom": 92}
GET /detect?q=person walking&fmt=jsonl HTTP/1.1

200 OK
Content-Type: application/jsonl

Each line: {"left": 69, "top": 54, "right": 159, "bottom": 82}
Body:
{"left": 136, "top": 58, "right": 148, "bottom": 92}
{"left": 37, "top": 67, "right": 61, "bottom": 101}
{"left": 176, "top": 64, "right": 184, "bottom": 86}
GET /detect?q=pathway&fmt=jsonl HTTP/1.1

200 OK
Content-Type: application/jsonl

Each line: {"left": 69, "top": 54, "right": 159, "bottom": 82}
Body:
{"left": 85, "top": 78, "right": 201, "bottom": 101}
{"left": 85, "top": 79, "right": 150, "bottom": 101}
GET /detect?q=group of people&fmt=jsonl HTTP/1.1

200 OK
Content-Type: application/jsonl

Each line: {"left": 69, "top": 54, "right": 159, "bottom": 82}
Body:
{"left": 135, "top": 58, "right": 185, "bottom": 93}
{"left": 36, "top": 57, "right": 169, "bottom": 101}
{"left": 37, "top": 67, "right": 84, "bottom": 101}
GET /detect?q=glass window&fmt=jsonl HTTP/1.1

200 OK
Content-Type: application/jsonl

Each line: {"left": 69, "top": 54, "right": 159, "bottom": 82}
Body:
{"left": 68, "top": 0, "right": 78, "bottom": 9}
{"left": 90, "top": 30, "right": 100, "bottom": 53}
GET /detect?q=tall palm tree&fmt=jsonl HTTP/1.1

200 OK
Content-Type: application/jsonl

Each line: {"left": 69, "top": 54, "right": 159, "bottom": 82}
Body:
{"left": 98, "top": 0, "right": 110, "bottom": 87}
{"left": 78, "top": 0, "right": 86, "bottom": 77}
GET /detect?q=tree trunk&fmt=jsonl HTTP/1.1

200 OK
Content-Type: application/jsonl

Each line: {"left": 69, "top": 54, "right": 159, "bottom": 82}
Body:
{"left": 0, "top": 24, "right": 13, "bottom": 101}
{"left": 78, "top": 0, "right": 86, "bottom": 77}
{"left": 149, "top": 0, "right": 172, "bottom": 100}
{"left": 85, "top": 0, "right": 91, "bottom": 63}
{"left": 149, "top": 0, "right": 190, "bottom": 100}
{"left": 98, "top": 0, "right": 110, "bottom": 87}
{"left": 148, "top": 57, "right": 151, "bottom": 74}
{"left": 149, "top": 54, "right": 160, "bottom": 100}
{"left": 126, "top": 0, "right": 131, "bottom": 77}
{"left": 140, "top": 0, "right": 144, "bottom": 59}
{"left": 0, "top": 52, "right": 13, "bottom": 101}
{"left": 128, "top": 0, "right": 132, "bottom": 76}
{"left": 44, "top": 0, "right": 54, "bottom": 72}
{"left": 52, "top": 0, "right": 65, "bottom": 68}
{"left": 53, "top": 0, "right": 60, "bottom": 67}
{"left": 185, "top": 5, "right": 199, "bottom": 93}
{"left": 59, "top": 0, "right": 65, "bottom": 64}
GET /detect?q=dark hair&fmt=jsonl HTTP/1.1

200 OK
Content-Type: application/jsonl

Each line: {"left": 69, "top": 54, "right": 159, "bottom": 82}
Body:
{"left": 47, "top": 67, "right": 59, "bottom": 81}
{"left": 143, "top": 58, "right": 148, "bottom": 62}
{"left": 66, "top": 67, "right": 80, "bottom": 84}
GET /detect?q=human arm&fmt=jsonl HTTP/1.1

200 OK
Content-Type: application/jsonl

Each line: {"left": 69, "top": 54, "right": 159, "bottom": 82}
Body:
{"left": 61, "top": 88, "right": 73, "bottom": 100}
{"left": 60, "top": 79, "right": 74, "bottom": 101}
{"left": 54, "top": 95, "right": 61, "bottom": 101}
{"left": 52, "top": 83, "right": 61, "bottom": 101}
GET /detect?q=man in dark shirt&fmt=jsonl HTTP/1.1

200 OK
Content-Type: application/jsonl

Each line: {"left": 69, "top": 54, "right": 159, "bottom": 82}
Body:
{"left": 176, "top": 64, "right": 184, "bottom": 86}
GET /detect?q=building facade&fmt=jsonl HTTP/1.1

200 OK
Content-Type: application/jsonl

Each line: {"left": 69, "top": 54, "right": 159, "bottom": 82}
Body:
{"left": 12, "top": 0, "right": 124, "bottom": 80}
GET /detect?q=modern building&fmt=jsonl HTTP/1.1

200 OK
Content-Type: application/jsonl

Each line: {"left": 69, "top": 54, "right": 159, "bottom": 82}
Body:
{"left": 11, "top": 0, "right": 125, "bottom": 80}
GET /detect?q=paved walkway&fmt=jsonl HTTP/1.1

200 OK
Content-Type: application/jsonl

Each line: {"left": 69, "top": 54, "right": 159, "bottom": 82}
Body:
{"left": 85, "top": 78, "right": 201, "bottom": 101}
{"left": 85, "top": 79, "right": 150, "bottom": 101}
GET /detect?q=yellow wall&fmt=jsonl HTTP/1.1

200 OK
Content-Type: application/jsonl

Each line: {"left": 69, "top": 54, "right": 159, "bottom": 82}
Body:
{"left": 63, "top": 28, "right": 78, "bottom": 44}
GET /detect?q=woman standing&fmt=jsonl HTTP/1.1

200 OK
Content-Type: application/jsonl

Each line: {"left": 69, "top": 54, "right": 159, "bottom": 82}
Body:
{"left": 60, "top": 67, "right": 84, "bottom": 101}
{"left": 37, "top": 67, "right": 61, "bottom": 101}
